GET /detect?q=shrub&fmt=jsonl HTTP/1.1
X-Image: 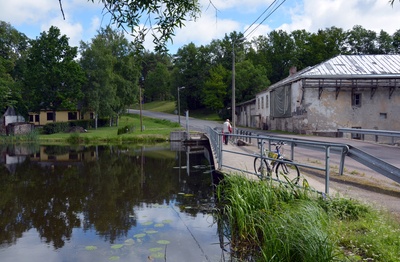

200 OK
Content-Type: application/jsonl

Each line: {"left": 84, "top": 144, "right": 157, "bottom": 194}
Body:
{"left": 43, "top": 122, "right": 70, "bottom": 134}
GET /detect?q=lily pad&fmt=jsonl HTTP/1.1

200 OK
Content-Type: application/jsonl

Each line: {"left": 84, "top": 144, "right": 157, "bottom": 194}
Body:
{"left": 111, "top": 244, "right": 124, "bottom": 249}
{"left": 162, "top": 219, "right": 173, "bottom": 224}
{"left": 149, "top": 247, "right": 163, "bottom": 252}
{"left": 154, "top": 223, "right": 164, "bottom": 227}
{"left": 151, "top": 252, "right": 165, "bottom": 259}
{"left": 124, "top": 239, "right": 135, "bottom": 245}
{"left": 184, "top": 193, "right": 194, "bottom": 197}
{"left": 109, "top": 256, "right": 120, "bottom": 261}
{"left": 134, "top": 233, "right": 146, "bottom": 238}
{"left": 85, "top": 245, "right": 97, "bottom": 251}
{"left": 145, "top": 230, "right": 158, "bottom": 234}
{"left": 141, "top": 221, "right": 153, "bottom": 226}
{"left": 157, "top": 240, "right": 170, "bottom": 245}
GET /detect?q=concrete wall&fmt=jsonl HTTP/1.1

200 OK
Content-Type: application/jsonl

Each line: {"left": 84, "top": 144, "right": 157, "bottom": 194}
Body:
{"left": 237, "top": 102, "right": 257, "bottom": 128}
{"left": 255, "top": 90, "right": 270, "bottom": 129}
{"left": 6, "top": 123, "right": 34, "bottom": 135}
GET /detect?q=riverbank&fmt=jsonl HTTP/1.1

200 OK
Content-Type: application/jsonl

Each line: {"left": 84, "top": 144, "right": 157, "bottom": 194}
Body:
{"left": 0, "top": 114, "right": 182, "bottom": 145}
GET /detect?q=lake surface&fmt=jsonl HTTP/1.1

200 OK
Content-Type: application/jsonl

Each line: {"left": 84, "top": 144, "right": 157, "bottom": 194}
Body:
{"left": 0, "top": 143, "right": 229, "bottom": 261}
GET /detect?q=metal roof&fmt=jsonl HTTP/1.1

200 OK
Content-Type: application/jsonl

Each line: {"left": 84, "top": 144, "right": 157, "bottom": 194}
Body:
{"left": 267, "top": 55, "right": 400, "bottom": 91}
{"left": 303, "top": 55, "right": 400, "bottom": 76}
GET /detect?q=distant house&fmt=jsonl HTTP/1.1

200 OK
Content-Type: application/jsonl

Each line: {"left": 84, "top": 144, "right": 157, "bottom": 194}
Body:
{"left": 28, "top": 110, "right": 94, "bottom": 126}
{"left": 251, "top": 54, "right": 400, "bottom": 137}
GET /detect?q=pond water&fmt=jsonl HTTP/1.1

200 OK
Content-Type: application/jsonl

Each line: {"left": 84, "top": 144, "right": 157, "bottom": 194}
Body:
{"left": 0, "top": 143, "right": 230, "bottom": 262}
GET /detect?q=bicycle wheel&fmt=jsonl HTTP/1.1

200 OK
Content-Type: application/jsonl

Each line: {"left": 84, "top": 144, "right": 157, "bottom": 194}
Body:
{"left": 254, "top": 157, "right": 270, "bottom": 178}
{"left": 275, "top": 159, "right": 300, "bottom": 185}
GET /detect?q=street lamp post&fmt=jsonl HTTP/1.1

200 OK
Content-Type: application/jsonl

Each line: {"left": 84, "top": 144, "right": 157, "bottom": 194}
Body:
{"left": 177, "top": 86, "right": 185, "bottom": 125}
{"left": 232, "top": 37, "right": 246, "bottom": 136}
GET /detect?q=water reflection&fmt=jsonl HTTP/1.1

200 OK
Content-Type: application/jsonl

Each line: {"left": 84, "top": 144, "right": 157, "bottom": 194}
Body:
{"left": 0, "top": 143, "right": 227, "bottom": 261}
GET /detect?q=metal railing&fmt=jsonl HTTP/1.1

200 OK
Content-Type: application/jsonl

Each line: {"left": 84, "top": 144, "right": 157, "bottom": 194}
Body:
{"left": 338, "top": 128, "right": 400, "bottom": 145}
{"left": 205, "top": 126, "right": 349, "bottom": 195}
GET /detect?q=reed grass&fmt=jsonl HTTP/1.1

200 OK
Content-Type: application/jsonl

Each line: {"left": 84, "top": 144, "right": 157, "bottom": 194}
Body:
{"left": 216, "top": 174, "right": 400, "bottom": 261}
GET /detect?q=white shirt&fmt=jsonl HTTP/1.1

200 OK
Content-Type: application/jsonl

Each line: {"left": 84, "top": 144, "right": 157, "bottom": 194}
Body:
{"left": 223, "top": 121, "right": 231, "bottom": 133}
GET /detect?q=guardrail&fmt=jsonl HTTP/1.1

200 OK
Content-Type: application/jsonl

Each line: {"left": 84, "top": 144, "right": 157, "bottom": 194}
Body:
{"left": 205, "top": 126, "right": 349, "bottom": 195}
{"left": 338, "top": 128, "right": 400, "bottom": 145}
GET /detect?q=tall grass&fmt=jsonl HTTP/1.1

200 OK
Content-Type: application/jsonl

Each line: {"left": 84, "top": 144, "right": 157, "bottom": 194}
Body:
{"left": 216, "top": 175, "right": 400, "bottom": 261}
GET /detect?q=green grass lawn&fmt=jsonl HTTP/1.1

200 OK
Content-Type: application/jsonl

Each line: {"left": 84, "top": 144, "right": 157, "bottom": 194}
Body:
{"left": 36, "top": 114, "right": 182, "bottom": 145}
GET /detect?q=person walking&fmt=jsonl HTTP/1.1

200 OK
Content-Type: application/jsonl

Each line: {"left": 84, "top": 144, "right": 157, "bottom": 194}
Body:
{"left": 223, "top": 119, "right": 232, "bottom": 145}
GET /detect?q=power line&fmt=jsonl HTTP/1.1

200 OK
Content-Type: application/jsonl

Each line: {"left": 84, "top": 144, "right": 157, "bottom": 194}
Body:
{"left": 243, "top": 0, "right": 287, "bottom": 40}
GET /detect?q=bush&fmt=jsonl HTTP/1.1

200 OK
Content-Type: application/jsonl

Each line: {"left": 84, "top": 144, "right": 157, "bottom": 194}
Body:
{"left": 117, "top": 125, "right": 135, "bottom": 135}
{"left": 69, "top": 119, "right": 92, "bottom": 129}
{"left": 43, "top": 122, "right": 70, "bottom": 134}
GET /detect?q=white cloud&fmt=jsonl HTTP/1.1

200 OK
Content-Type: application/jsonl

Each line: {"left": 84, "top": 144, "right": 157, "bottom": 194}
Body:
{"left": 282, "top": 0, "right": 400, "bottom": 34}
{"left": 0, "top": 0, "right": 58, "bottom": 25}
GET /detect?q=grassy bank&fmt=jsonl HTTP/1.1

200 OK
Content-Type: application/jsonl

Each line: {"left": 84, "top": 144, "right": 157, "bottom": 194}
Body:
{"left": 216, "top": 175, "right": 400, "bottom": 262}
{"left": 37, "top": 114, "right": 182, "bottom": 144}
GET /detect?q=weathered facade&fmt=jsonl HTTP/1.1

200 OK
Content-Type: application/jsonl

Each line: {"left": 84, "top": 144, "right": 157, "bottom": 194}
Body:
{"left": 255, "top": 55, "right": 400, "bottom": 136}
{"left": 236, "top": 99, "right": 257, "bottom": 128}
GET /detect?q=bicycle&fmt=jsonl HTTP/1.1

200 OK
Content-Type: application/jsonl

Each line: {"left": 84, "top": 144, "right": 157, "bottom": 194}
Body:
{"left": 253, "top": 141, "right": 300, "bottom": 185}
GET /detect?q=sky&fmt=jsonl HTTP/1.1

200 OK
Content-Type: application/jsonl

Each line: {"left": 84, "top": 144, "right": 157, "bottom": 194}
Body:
{"left": 1, "top": 0, "right": 400, "bottom": 54}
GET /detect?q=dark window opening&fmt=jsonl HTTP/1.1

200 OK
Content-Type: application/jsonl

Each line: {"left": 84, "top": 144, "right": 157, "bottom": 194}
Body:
{"left": 68, "top": 112, "right": 78, "bottom": 120}
{"left": 352, "top": 93, "right": 361, "bottom": 107}
{"left": 47, "top": 112, "right": 54, "bottom": 121}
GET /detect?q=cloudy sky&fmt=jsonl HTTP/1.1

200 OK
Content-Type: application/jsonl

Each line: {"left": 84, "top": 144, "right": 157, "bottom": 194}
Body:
{"left": 1, "top": 0, "right": 400, "bottom": 54}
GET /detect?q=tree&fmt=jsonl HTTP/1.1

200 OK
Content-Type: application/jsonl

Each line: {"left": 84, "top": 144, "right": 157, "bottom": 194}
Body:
{"left": 0, "top": 21, "right": 29, "bottom": 114}
{"left": 80, "top": 26, "right": 138, "bottom": 127}
{"left": 263, "top": 30, "right": 296, "bottom": 84}
{"left": 235, "top": 60, "right": 269, "bottom": 103}
{"left": 144, "top": 62, "right": 171, "bottom": 101}
{"left": 393, "top": 29, "right": 400, "bottom": 54}
{"left": 24, "top": 26, "right": 84, "bottom": 121}
{"left": 376, "top": 30, "right": 394, "bottom": 54}
{"left": 202, "top": 64, "right": 228, "bottom": 112}
{"left": 172, "top": 43, "right": 211, "bottom": 111}
{"left": 346, "top": 25, "right": 378, "bottom": 54}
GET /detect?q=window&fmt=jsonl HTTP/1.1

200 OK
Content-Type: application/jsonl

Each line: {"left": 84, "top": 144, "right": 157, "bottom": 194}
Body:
{"left": 47, "top": 112, "right": 54, "bottom": 121}
{"left": 266, "top": 95, "right": 269, "bottom": 108}
{"left": 261, "top": 97, "right": 264, "bottom": 109}
{"left": 379, "top": 113, "right": 387, "bottom": 119}
{"left": 68, "top": 112, "right": 78, "bottom": 120}
{"left": 257, "top": 98, "right": 260, "bottom": 109}
{"left": 35, "top": 115, "right": 39, "bottom": 122}
{"left": 29, "top": 115, "right": 34, "bottom": 122}
{"left": 352, "top": 93, "right": 361, "bottom": 107}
